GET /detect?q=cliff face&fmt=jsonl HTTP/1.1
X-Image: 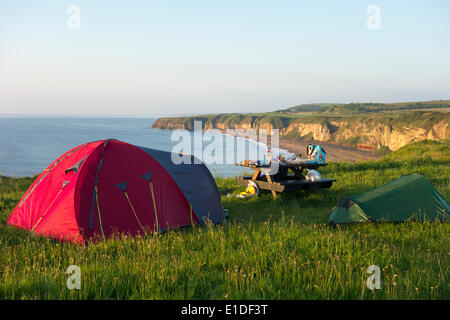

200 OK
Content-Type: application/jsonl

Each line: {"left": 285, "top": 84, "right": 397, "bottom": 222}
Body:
{"left": 332, "top": 121, "right": 449, "bottom": 150}
{"left": 152, "top": 114, "right": 450, "bottom": 151}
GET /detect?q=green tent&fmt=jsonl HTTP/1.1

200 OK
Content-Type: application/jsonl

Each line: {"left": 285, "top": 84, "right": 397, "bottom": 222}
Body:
{"left": 328, "top": 174, "right": 450, "bottom": 224}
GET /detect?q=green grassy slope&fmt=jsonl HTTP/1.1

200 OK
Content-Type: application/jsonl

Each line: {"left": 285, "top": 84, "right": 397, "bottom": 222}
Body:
{"left": 277, "top": 100, "right": 450, "bottom": 114}
{"left": 0, "top": 140, "right": 449, "bottom": 299}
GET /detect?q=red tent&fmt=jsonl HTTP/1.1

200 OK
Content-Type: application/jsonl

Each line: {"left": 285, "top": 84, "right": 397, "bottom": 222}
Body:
{"left": 7, "top": 139, "right": 224, "bottom": 243}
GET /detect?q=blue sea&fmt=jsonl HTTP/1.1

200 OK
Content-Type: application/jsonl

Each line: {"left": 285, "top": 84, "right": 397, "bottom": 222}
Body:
{"left": 0, "top": 117, "right": 266, "bottom": 178}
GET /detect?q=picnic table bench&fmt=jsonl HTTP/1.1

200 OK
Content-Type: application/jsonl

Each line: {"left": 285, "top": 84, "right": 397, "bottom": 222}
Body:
{"left": 235, "top": 160, "right": 336, "bottom": 198}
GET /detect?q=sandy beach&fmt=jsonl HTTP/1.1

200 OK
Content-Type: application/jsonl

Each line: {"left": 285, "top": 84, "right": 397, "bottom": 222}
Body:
{"left": 219, "top": 129, "right": 380, "bottom": 162}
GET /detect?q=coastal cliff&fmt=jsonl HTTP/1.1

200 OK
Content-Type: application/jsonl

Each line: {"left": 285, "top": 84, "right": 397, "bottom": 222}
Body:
{"left": 152, "top": 111, "right": 449, "bottom": 151}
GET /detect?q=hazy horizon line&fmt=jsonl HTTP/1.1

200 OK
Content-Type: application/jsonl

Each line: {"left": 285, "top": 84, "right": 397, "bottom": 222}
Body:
{"left": 1, "top": 98, "right": 449, "bottom": 118}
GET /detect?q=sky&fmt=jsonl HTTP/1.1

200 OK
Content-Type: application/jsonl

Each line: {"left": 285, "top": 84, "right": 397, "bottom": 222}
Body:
{"left": 1, "top": 0, "right": 449, "bottom": 116}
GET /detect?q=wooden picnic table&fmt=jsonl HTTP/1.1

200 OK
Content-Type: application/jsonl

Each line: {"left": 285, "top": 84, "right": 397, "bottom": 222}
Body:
{"left": 235, "top": 160, "right": 336, "bottom": 198}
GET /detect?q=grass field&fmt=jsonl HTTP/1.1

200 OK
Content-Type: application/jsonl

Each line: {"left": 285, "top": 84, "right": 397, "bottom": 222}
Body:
{"left": 0, "top": 140, "right": 449, "bottom": 299}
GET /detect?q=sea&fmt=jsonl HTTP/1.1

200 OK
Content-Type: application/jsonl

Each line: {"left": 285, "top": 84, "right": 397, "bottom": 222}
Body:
{"left": 0, "top": 117, "right": 273, "bottom": 178}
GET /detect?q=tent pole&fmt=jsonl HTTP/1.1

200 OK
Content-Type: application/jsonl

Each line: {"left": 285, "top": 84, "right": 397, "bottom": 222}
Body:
{"left": 190, "top": 204, "right": 195, "bottom": 227}
{"left": 149, "top": 182, "right": 159, "bottom": 234}
{"left": 123, "top": 192, "right": 146, "bottom": 235}
{"left": 30, "top": 188, "right": 63, "bottom": 232}
{"left": 95, "top": 185, "right": 106, "bottom": 241}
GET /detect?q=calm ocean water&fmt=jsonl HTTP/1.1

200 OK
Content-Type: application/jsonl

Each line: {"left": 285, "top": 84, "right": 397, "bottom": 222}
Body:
{"left": 0, "top": 117, "right": 264, "bottom": 178}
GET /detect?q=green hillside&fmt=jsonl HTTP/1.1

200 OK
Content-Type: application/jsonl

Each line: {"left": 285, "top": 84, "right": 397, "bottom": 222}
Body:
{"left": 277, "top": 100, "right": 450, "bottom": 114}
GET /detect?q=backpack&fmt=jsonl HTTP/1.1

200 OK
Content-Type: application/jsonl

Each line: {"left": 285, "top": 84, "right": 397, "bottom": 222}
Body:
{"left": 307, "top": 144, "right": 326, "bottom": 164}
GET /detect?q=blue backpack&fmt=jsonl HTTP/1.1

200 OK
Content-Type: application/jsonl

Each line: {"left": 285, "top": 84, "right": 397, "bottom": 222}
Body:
{"left": 307, "top": 144, "right": 326, "bottom": 164}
